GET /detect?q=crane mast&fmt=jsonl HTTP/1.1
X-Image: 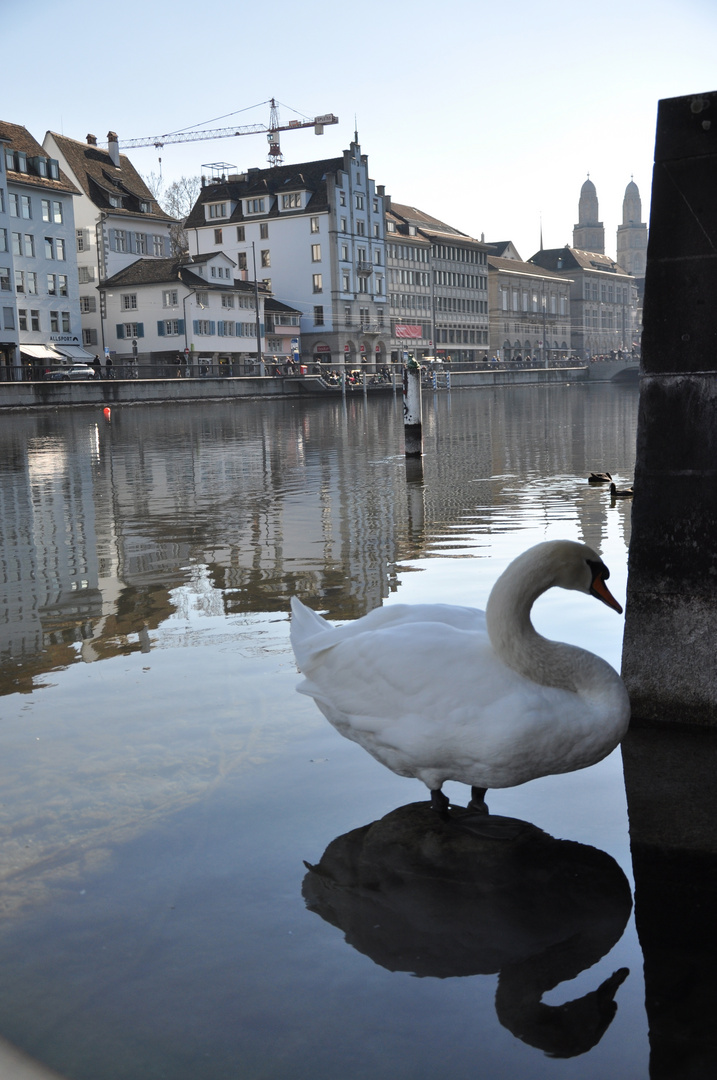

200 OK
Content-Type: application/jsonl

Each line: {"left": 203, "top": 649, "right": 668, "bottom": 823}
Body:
{"left": 116, "top": 99, "right": 338, "bottom": 166}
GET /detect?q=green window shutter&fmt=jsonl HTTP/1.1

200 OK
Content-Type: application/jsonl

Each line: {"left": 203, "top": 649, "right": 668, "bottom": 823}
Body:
{"left": 136, "top": 323, "right": 144, "bottom": 338}
{"left": 116, "top": 324, "right": 125, "bottom": 339}
{"left": 209, "top": 320, "right": 216, "bottom": 334}
{"left": 177, "top": 319, "right": 185, "bottom": 334}
{"left": 193, "top": 320, "right": 199, "bottom": 334}
{"left": 157, "top": 321, "right": 165, "bottom": 336}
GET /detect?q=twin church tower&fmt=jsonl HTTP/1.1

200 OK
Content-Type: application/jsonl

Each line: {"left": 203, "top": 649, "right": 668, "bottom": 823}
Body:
{"left": 573, "top": 176, "right": 648, "bottom": 280}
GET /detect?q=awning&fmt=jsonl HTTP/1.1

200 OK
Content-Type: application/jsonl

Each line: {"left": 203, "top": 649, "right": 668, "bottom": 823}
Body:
{"left": 20, "top": 344, "right": 63, "bottom": 361}
{"left": 52, "top": 345, "right": 96, "bottom": 362}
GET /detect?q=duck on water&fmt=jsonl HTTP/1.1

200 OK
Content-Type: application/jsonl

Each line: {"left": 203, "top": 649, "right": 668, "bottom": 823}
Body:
{"left": 290, "top": 541, "right": 630, "bottom": 830}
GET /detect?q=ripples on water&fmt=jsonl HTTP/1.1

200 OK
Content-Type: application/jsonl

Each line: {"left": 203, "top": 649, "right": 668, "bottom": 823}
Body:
{"left": 0, "top": 385, "right": 647, "bottom": 1080}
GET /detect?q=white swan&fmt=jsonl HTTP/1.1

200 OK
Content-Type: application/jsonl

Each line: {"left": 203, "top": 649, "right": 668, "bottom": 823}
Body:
{"left": 290, "top": 541, "right": 630, "bottom": 818}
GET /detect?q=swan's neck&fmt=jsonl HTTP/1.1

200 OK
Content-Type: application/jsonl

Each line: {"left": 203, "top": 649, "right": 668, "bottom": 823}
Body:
{"left": 485, "top": 556, "right": 587, "bottom": 693}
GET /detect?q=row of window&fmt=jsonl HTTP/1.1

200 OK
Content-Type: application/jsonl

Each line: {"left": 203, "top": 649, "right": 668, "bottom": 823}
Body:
{"left": 389, "top": 269, "right": 430, "bottom": 286}
{"left": 338, "top": 274, "right": 385, "bottom": 295}
{"left": 388, "top": 294, "right": 488, "bottom": 315}
{"left": 503, "top": 322, "right": 569, "bottom": 337}
{"left": 435, "top": 271, "right": 488, "bottom": 290}
{"left": 389, "top": 294, "right": 432, "bottom": 311}
{"left": 109, "top": 230, "right": 168, "bottom": 256}
{"left": 338, "top": 243, "right": 382, "bottom": 265}
{"left": 583, "top": 281, "right": 629, "bottom": 304}
{"left": 583, "top": 310, "right": 617, "bottom": 329}
{"left": 386, "top": 243, "right": 430, "bottom": 263}
{"left": 206, "top": 190, "right": 378, "bottom": 221}
{"left": 114, "top": 318, "right": 265, "bottom": 339}
{"left": 339, "top": 217, "right": 379, "bottom": 238}
{"left": 214, "top": 223, "right": 270, "bottom": 245}
{"left": 192, "top": 320, "right": 259, "bottom": 337}
{"left": 118, "top": 289, "right": 257, "bottom": 313}
{"left": 434, "top": 245, "right": 487, "bottom": 266}
{"left": 0, "top": 231, "right": 67, "bottom": 261}
{"left": 8, "top": 308, "right": 72, "bottom": 332}
{"left": 434, "top": 327, "right": 490, "bottom": 345}
{"left": 436, "top": 297, "right": 488, "bottom": 314}
{"left": 0, "top": 267, "right": 70, "bottom": 295}
{"left": 500, "top": 288, "right": 569, "bottom": 315}
{"left": 4, "top": 150, "right": 61, "bottom": 180}
{"left": 312, "top": 306, "right": 387, "bottom": 328}
{"left": 6, "top": 194, "right": 64, "bottom": 223}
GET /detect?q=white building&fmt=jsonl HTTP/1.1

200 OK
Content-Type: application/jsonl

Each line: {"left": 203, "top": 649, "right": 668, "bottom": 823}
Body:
{"left": 43, "top": 131, "right": 174, "bottom": 355}
{"left": 0, "top": 120, "right": 85, "bottom": 376}
{"left": 185, "top": 138, "right": 389, "bottom": 367}
{"left": 99, "top": 251, "right": 268, "bottom": 372}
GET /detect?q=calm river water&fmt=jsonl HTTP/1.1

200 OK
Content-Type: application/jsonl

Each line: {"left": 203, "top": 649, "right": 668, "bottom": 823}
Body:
{"left": 0, "top": 384, "right": 646, "bottom": 1079}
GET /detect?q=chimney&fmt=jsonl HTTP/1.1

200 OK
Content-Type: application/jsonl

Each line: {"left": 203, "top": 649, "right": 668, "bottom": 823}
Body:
{"left": 107, "top": 131, "right": 120, "bottom": 167}
{"left": 86, "top": 134, "right": 97, "bottom": 146}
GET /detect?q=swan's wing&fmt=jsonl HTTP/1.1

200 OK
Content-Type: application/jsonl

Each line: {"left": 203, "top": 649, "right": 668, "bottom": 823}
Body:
{"left": 294, "top": 616, "right": 506, "bottom": 723}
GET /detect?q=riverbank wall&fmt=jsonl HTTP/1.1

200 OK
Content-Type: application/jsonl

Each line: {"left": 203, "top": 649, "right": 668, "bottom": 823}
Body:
{"left": 0, "top": 359, "right": 636, "bottom": 410}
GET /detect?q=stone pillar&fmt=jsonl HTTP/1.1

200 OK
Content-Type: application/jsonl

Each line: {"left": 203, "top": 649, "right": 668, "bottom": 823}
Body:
{"left": 621, "top": 90, "right": 717, "bottom": 725}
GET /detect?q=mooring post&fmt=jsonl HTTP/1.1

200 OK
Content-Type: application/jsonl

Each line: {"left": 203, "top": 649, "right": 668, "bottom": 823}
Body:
{"left": 621, "top": 89, "right": 717, "bottom": 726}
{"left": 403, "top": 355, "right": 423, "bottom": 458}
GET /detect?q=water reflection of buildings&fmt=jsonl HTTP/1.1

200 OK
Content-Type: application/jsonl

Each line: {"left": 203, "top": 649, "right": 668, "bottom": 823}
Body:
{"left": 0, "top": 388, "right": 637, "bottom": 694}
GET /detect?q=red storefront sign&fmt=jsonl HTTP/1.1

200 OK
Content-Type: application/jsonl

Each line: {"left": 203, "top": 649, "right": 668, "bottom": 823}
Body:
{"left": 395, "top": 324, "right": 422, "bottom": 339}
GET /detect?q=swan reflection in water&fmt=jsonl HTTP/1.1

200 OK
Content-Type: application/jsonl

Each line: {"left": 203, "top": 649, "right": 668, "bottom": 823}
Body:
{"left": 302, "top": 803, "right": 631, "bottom": 1058}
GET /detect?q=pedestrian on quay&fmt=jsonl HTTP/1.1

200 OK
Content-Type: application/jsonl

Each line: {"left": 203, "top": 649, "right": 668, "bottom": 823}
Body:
{"left": 105, "top": 356, "right": 113, "bottom": 378}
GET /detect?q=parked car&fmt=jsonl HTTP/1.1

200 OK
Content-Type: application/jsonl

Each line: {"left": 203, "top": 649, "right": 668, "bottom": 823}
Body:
{"left": 44, "top": 365, "right": 97, "bottom": 380}
{"left": 66, "top": 364, "right": 97, "bottom": 380}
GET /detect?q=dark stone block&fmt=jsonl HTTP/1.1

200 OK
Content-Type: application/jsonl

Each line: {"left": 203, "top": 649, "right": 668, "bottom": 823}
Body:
{"left": 623, "top": 90, "right": 717, "bottom": 724}
{"left": 652, "top": 91, "right": 717, "bottom": 165}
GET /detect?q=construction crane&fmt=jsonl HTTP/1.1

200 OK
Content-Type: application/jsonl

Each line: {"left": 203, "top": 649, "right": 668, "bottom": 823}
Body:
{"left": 116, "top": 98, "right": 338, "bottom": 166}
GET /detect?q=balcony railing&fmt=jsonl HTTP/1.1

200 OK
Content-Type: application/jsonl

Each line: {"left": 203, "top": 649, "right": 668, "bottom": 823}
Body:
{"left": 359, "top": 323, "right": 381, "bottom": 334}
{"left": 356, "top": 261, "right": 372, "bottom": 276}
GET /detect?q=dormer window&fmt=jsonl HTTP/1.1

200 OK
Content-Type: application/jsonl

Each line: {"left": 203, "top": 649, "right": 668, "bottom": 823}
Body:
{"left": 281, "top": 192, "right": 302, "bottom": 210}
{"left": 109, "top": 195, "right": 123, "bottom": 208}
{"left": 207, "top": 202, "right": 228, "bottom": 219}
{"left": 139, "top": 200, "right": 151, "bottom": 213}
{"left": 245, "top": 198, "right": 265, "bottom": 215}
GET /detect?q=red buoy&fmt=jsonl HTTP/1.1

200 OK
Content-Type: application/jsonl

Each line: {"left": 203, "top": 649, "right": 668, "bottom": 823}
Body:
{"left": 103, "top": 407, "right": 111, "bottom": 420}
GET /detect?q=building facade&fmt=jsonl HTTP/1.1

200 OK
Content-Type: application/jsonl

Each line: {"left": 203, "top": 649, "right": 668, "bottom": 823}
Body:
{"left": 486, "top": 242, "right": 573, "bottom": 361}
{"left": 43, "top": 131, "right": 174, "bottom": 356}
{"left": 530, "top": 246, "right": 637, "bottom": 359}
{"left": 185, "top": 139, "right": 389, "bottom": 368}
{"left": 0, "top": 120, "right": 85, "bottom": 376}
{"left": 387, "top": 202, "right": 489, "bottom": 363}
{"left": 99, "top": 252, "right": 268, "bottom": 372}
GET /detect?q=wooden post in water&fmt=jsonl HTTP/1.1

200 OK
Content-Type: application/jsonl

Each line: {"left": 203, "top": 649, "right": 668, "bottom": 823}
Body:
{"left": 622, "top": 89, "right": 717, "bottom": 725}
{"left": 403, "top": 356, "right": 422, "bottom": 458}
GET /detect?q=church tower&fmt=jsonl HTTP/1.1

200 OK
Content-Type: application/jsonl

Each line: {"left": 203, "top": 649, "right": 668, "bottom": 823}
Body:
{"left": 573, "top": 177, "right": 605, "bottom": 253}
{"left": 616, "top": 179, "right": 648, "bottom": 278}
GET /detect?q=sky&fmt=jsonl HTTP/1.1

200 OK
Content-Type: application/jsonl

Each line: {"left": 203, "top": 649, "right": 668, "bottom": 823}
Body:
{"left": 5, "top": 0, "right": 717, "bottom": 262}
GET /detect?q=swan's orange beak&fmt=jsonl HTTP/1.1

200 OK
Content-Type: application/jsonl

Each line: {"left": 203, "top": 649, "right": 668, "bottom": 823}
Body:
{"left": 591, "top": 572, "right": 623, "bottom": 614}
